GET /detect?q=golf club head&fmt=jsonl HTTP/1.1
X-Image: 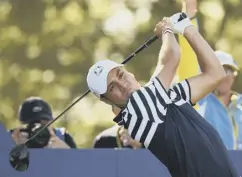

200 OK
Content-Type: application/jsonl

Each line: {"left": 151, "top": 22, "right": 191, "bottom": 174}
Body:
{"left": 9, "top": 143, "right": 29, "bottom": 171}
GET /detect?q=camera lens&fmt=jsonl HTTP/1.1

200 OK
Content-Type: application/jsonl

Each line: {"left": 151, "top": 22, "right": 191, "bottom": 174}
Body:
{"left": 28, "top": 124, "right": 50, "bottom": 148}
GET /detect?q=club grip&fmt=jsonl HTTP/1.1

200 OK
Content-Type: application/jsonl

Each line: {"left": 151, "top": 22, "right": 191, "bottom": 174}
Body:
{"left": 122, "top": 35, "right": 158, "bottom": 65}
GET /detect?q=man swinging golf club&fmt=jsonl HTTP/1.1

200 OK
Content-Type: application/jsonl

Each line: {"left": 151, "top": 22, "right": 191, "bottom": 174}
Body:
{"left": 87, "top": 13, "right": 238, "bottom": 177}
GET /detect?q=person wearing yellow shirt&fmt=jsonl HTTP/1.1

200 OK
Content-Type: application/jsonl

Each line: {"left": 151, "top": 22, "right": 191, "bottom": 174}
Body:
{"left": 179, "top": 0, "right": 242, "bottom": 150}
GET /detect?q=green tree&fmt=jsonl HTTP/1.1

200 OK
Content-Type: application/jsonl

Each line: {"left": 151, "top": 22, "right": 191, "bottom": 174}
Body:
{"left": 0, "top": 0, "right": 241, "bottom": 148}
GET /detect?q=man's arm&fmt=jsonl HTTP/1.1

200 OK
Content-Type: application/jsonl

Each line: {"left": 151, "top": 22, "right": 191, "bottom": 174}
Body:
{"left": 153, "top": 18, "right": 181, "bottom": 90}
{"left": 178, "top": 0, "right": 199, "bottom": 82}
{"left": 184, "top": 26, "right": 226, "bottom": 104}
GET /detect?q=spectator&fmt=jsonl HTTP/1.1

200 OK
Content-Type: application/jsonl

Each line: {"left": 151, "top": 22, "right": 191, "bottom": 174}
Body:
{"left": 10, "top": 96, "right": 77, "bottom": 149}
{"left": 229, "top": 93, "right": 242, "bottom": 150}
{"left": 178, "top": 0, "right": 242, "bottom": 150}
{"left": 197, "top": 51, "right": 240, "bottom": 149}
{"left": 93, "top": 105, "right": 143, "bottom": 149}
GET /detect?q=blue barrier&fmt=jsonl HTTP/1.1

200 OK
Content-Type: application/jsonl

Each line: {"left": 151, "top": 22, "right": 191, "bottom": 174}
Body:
{"left": 0, "top": 123, "right": 241, "bottom": 177}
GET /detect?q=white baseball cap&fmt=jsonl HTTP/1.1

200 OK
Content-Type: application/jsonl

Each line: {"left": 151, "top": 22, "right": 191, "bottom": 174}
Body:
{"left": 87, "top": 60, "right": 123, "bottom": 98}
{"left": 215, "top": 51, "right": 239, "bottom": 71}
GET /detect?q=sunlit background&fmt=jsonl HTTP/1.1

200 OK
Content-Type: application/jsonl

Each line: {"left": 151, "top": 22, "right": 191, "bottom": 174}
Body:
{"left": 0, "top": 0, "right": 241, "bottom": 148}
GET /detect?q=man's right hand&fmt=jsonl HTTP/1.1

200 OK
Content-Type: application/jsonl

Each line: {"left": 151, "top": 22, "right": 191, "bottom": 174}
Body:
{"left": 154, "top": 17, "right": 174, "bottom": 37}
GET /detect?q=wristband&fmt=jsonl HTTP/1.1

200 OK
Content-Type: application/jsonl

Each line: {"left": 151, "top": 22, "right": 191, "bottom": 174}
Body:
{"left": 162, "top": 27, "right": 174, "bottom": 35}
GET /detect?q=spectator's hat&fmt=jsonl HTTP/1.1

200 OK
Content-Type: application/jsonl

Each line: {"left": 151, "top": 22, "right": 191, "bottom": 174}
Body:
{"left": 215, "top": 51, "right": 239, "bottom": 71}
{"left": 18, "top": 97, "right": 53, "bottom": 124}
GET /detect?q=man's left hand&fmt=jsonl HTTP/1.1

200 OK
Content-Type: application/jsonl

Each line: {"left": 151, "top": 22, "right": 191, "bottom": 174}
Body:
{"left": 170, "top": 12, "right": 193, "bottom": 35}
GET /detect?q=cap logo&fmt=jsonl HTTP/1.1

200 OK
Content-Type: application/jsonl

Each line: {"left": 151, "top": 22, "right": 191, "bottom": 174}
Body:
{"left": 94, "top": 66, "right": 103, "bottom": 76}
{"left": 32, "top": 106, "right": 42, "bottom": 112}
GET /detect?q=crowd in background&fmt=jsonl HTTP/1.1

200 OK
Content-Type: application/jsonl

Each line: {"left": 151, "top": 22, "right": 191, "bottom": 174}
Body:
{"left": 7, "top": 0, "right": 242, "bottom": 151}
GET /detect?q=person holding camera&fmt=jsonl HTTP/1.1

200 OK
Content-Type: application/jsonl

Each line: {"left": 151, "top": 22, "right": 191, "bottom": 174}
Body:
{"left": 10, "top": 97, "right": 77, "bottom": 149}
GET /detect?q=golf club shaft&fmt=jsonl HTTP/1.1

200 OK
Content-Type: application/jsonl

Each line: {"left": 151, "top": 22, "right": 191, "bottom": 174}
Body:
{"left": 25, "top": 35, "right": 159, "bottom": 145}
{"left": 25, "top": 90, "right": 90, "bottom": 144}
{"left": 121, "top": 35, "right": 158, "bottom": 64}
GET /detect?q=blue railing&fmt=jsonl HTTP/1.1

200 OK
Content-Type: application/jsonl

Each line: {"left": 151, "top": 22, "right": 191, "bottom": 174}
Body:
{"left": 0, "top": 123, "right": 241, "bottom": 177}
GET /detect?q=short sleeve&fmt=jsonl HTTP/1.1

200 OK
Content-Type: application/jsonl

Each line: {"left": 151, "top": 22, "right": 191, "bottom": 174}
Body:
{"left": 149, "top": 77, "right": 172, "bottom": 104}
{"left": 172, "top": 79, "right": 195, "bottom": 106}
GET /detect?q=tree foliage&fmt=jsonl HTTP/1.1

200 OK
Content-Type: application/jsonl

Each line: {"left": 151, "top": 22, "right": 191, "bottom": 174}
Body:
{"left": 0, "top": 0, "right": 241, "bottom": 148}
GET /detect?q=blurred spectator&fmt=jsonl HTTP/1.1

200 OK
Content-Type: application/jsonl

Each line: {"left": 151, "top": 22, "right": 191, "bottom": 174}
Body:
{"left": 93, "top": 105, "right": 143, "bottom": 149}
{"left": 178, "top": 0, "right": 242, "bottom": 150}
{"left": 10, "top": 97, "right": 77, "bottom": 149}
{"left": 229, "top": 94, "right": 242, "bottom": 150}
{"left": 197, "top": 51, "right": 241, "bottom": 150}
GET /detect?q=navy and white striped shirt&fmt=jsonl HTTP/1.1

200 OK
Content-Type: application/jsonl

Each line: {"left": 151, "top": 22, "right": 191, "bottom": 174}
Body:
{"left": 113, "top": 77, "right": 238, "bottom": 177}
{"left": 114, "top": 77, "right": 193, "bottom": 148}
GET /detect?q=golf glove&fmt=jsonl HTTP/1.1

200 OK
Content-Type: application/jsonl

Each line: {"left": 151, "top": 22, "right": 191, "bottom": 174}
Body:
{"left": 170, "top": 12, "right": 193, "bottom": 35}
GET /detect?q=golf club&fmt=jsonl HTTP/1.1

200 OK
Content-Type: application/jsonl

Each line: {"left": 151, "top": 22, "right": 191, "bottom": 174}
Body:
{"left": 9, "top": 35, "right": 159, "bottom": 170}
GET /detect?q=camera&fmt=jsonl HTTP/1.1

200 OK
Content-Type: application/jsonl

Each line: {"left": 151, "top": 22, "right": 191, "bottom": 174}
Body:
{"left": 20, "top": 122, "right": 50, "bottom": 148}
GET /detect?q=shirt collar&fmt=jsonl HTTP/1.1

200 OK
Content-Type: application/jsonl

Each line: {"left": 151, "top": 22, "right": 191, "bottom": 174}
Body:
{"left": 113, "top": 109, "right": 126, "bottom": 125}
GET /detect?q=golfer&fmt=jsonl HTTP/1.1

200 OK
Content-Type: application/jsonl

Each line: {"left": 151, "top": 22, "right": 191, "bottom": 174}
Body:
{"left": 87, "top": 13, "right": 238, "bottom": 177}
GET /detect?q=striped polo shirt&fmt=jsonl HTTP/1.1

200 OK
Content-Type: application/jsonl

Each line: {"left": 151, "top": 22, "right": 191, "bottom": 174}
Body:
{"left": 113, "top": 77, "right": 238, "bottom": 177}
